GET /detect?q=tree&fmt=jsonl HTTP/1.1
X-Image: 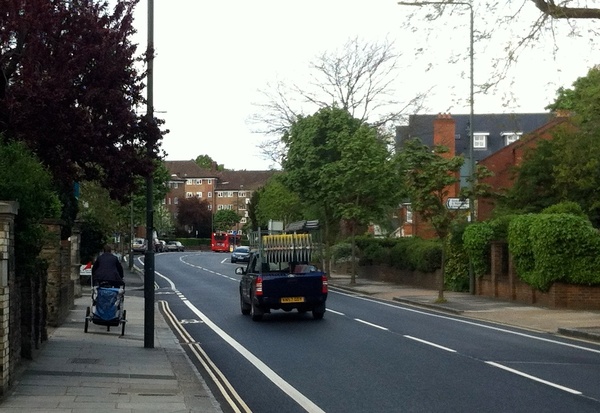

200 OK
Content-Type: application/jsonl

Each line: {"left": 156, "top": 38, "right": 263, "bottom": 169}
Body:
{"left": 252, "top": 37, "right": 425, "bottom": 166}
{"left": 255, "top": 176, "right": 304, "bottom": 228}
{"left": 283, "top": 106, "right": 404, "bottom": 275}
{"left": 176, "top": 197, "right": 212, "bottom": 238}
{"left": 328, "top": 124, "right": 405, "bottom": 283}
{"left": 399, "top": 138, "right": 467, "bottom": 301}
{"left": 0, "top": 0, "right": 164, "bottom": 238}
{"left": 503, "top": 66, "right": 600, "bottom": 226}
{"left": 213, "top": 210, "right": 240, "bottom": 233}
{"left": 195, "top": 154, "right": 223, "bottom": 170}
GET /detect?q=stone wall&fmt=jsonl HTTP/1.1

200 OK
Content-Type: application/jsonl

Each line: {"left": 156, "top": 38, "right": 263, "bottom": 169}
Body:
{"left": 0, "top": 202, "right": 18, "bottom": 397}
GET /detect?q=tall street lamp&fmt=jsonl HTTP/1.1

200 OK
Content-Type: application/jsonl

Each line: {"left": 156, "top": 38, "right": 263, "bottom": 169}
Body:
{"left": 397, "top": 1, "right": 476, "bottom": 292}
{"left": 143, "top": 0, "right": 155, "bottom": 348}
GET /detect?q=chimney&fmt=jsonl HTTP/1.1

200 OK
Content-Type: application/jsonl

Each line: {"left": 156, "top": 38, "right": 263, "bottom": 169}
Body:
{"left": 433, "top": 113, "right": 456, "bottom": 159}
{"left": 211, "top": 161, "right": 218, "bottom": 171}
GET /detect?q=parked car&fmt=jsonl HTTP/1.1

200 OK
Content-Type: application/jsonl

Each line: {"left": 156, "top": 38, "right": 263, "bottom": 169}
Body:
{"left": 132, "top": 238, "right": 147, "bottom": 254}
{"left": 166, "top": 241, "right": 185, "bottom": 252}
{"left": 231, "top": 246, "right": 251, "bottom": 263}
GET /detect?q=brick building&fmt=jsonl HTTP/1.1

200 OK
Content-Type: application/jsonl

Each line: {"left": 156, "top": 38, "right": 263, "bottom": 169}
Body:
{"left": 164, "top": 160, "right": 277, "bottom": 234}
{"left": 395, "top": 112, "right": 556, "bottom": 238}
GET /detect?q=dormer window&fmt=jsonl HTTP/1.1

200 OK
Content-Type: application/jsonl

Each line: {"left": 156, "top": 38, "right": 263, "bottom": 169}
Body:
{"left": 473, "top": 133, "right": 489, "bottom": 149}
{"left": 502, "top": 132, "right": 522, "bottom": 146}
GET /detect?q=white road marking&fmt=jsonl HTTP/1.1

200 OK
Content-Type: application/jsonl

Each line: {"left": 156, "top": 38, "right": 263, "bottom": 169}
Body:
{"left": 354, "top": 318, "right": 389, "bottom": 331}
{"left": 404, "top": 335, "right": 457, "bottom": 353}
{"left": 326, "top": 309, "right": 345, "bottom": 316}
{"left": 156, "top": 270, "right": 326, "bottom": 413}
{"left": 330, "top": 289, "right": 600, "bottom": 354}
{"left": 486, "top": 361, "right": 582, "bottom": 395}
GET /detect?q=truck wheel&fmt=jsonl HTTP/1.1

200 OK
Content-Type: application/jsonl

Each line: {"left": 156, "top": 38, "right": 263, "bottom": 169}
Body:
{"left": 312, "top": 303, "right": 326, "bottom": 320}
{"left": 250, "top": 292, "right": 263, "bottom": 321}
{"left": 240, "top": 291, "right": 251, "bottom": 315}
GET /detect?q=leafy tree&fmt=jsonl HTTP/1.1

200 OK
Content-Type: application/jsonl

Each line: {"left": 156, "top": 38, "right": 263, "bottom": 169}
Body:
{"left": 503, "top": 66, "right": 600, "bottom": 226}
{"left": 213, "top": 210, "right": 240, "bottom": 233}
{"left": 327, "top": 124, "right": 405, "bottom": 282}
{"left": 255, "top": 176, "right": 304, "bottom": 228}
{"left": 282, "top": 107, "right": 403, "bottom": 276}
{"left": 0, "top": 0, "right": 164, "bottom": 238}
{"left": 176, "top": 198, "right": 212, "bottom": 238}
{"left": 195, "top": 154, "right": 223, "bottom": 170}
{"left": 0, "top": 140, "right": 61, "bottom": 274}
{"left": 399, "top": 138, "right": 467, "bottom": 301}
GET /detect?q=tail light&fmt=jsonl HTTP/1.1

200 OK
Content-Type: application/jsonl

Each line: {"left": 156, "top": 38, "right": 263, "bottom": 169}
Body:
{"left": 322, "top": 275, "right": 328, "bottom": 294}
{"left": 255, "top": 276, "right": 263, "bottom": 296}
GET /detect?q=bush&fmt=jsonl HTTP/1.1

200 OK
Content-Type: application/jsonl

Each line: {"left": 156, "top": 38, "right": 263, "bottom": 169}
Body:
{"left": 509, "top": 213, "right": 600, "bottom": 290}
{"left": 463, "top": 222, "right": 494, "bottom": 277}
{"left": 331, "top": 242, "right": 354, "bottom": 261}
{"left": 542, "top": 201, "right": 586, "bottom": 217}
{"left": 359, "top": 242, "right": 390, "bottom": 266}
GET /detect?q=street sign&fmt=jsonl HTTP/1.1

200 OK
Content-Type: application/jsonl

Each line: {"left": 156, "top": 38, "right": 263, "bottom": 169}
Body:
{"left": 446, "top": 198, "right": 470, "bottom": 210}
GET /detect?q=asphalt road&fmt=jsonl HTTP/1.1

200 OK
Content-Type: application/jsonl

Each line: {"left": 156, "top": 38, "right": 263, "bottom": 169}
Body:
{"left": 149, "top": 251, "right": 600, "bottom": 413}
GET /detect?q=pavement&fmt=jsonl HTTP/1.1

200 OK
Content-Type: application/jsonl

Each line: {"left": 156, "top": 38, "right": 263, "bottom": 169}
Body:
{"left": 1, "top": 268, "right": 599, "bottom": 412}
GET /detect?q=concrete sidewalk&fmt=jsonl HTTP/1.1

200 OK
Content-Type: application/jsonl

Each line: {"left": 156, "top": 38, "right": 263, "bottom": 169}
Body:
{"left": 0, "top": 270, "right": 223, "bottom": 413}
{"left": 327, "top": 273, "right": 600, "bottom": 342}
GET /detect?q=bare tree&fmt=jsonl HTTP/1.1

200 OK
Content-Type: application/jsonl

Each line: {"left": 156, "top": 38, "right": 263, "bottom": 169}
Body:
{"left": 250, "top": 36, "right": 427, "bottom": 166}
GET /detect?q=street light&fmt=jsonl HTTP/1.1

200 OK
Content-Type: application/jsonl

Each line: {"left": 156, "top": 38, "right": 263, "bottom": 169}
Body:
{"left": 143, "top": 0, "right": 155, "bottom": 348}
{"left": 397, "top": 1, "right": 476, "bottom": 293}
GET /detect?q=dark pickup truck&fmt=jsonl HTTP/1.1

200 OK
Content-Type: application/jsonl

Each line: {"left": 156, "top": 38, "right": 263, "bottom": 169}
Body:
{"left": 237, "top": 259, "right": 327, "bottom": 321}
{"left": 236, "top": 227, "right": 327, "bottom": 321}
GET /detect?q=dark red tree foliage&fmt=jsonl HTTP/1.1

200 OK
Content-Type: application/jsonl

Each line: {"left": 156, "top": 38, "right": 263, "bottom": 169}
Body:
{"left": 0, "top": 0, "right": 164, "bottom": 206}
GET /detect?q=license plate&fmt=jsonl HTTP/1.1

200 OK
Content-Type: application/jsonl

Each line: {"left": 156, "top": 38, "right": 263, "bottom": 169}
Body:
{"left": 281, "top": 297, "right": 305, "bottom": 303}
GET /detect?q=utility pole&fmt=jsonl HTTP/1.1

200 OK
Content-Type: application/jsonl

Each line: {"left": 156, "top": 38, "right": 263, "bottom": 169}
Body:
{"left": 144, "top": 0, "right": 155, "bottom": 349}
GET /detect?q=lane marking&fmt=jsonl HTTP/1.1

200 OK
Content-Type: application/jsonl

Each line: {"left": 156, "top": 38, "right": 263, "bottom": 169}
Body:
{"left": 330, "top": 289, "right": 600, "bottom": 354}
{"left": 404, "top": 335, "right": 457, "bottom": 353}
{"left": 486, "top": 361, "right": 582, "bottom": 395}
{"left": 156, "top": 271, "right": 326, "bottom": 413}
{"left": 354, "top": 318, "right": 389, "bottom": 331}
{"left": 326, "top": 309, "right": 345, "bottom": 316}
{"left": 159, "top": 301, "right": 250, "bottom": 413}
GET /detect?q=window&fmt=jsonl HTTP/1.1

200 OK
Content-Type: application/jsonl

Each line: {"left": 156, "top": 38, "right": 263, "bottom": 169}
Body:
{"left": 473, "top": 133, "right": 488, "bottom": 149}
{"left": 196, "top": 192, "right": 202, "bottom": 198}
{"left": 168, "top": 198, "right": 171, "bottom": 205}
{"left": 217, "top": 191, "right": 223, "bottom": 197}
{"left": 239, "top": 191, "right": 246, "bottom": 197}
{"left": 227, "top": 191, "right": 234, "bottom": 197}
{"left": 406, "top": 205, "right": 413, "bottom": 224}
{"left": 208, "top": 192, "right": 212, "bottom": 198}
{"left": 208, "top": 204, "right": 212, "bottom": 211}
{"left": 207, "top": 179, "right": 212, "bottom": 185}
{"left": 241, "top": 217, "right": 247, "bottom": 224}
{"left": 161, "top": 198, "right": 165, "bottom": 205}
{"left": 174, "top": 197, "right": 179, "bottom": 205}
{"left": 186, "top": 192, "right": 193, "bottom": 198}
{"left": 218, "top": 204, "right": 224, "bottom": 210}
{"left": 195, "top": 179, "right": 202, "bottom": 185}
{"left": 502, "top": 132, "right": 522, "bottom": 146}
{"left": 186, "top": 179, "right": 193, "bottom": 185}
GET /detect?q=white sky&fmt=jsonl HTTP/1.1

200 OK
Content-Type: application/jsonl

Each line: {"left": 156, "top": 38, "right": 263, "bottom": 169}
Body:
{"left": 129, "top": 0, "right": 599, "bottom": 171}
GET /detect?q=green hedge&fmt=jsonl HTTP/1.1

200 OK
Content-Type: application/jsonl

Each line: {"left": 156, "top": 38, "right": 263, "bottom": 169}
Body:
{"left": 508, "top": 213, "right": 600, "bottom": 290}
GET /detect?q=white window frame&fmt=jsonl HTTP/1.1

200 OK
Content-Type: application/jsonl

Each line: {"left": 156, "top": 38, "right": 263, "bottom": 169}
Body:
{"left": 186, "top": 192, "right": 193, "bottom": 198}
{"left": 227, "top": 191, "right": 234, "bottom": 198}
{"left": 405, "top": 205, "right": 413, "bottom": 224}
{"left": 207, "top": 179, "right": 212, "bottom": 185}
{"left": 502, "top": 132, "right": 522, "bottom": 146}
{"left": 208, "top": 192, "right": 212, "bottom": 198}
{"left": 195, "top": 179, "right": 202, "bottom": 185}
{"left": 217, "top": 191, "right": 223, "bottom": 197}
{"left": 473, "top": 133, "right": 489, "bottom": 149}
{"left": 196, "top": 192, "right": 202, "bottom": 198}
{"left": 174, "top": 197, "right": 179, "bottom": 205}
{"left": 186, "top": 179, "right": 193, "bottom": 185}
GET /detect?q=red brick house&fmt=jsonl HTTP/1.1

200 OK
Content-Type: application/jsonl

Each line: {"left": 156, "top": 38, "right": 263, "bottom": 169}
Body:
{"left": 477, "top": 114, "right": 572, "bottom": 221}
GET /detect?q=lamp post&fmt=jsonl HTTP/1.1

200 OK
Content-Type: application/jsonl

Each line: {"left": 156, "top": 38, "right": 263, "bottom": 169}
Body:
{"left": 143, "top": 0, "right": 155, "bottom": 348}
{"left": 397, "top": 1, "right": 476, "bottom": 293}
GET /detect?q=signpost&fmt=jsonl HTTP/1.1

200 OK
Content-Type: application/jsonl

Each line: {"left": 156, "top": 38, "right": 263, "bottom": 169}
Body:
{"left": 445, "top": 198, "right": 470, "bottom": 210}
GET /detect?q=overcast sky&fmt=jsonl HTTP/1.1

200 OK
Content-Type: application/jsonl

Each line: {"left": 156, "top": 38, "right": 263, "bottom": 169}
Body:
{"left": 129, "top": 0, "right": 598, "bottom": 171}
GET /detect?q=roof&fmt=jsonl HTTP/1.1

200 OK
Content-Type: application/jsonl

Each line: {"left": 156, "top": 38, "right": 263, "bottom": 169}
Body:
{"left": 395, "top": 113, "right": 554, "bottom": 162}
{"left": 217, "top": 170, "right": 279, "bottom": 191}
{"left": 164, "top": 160, "right": 222, "bottom": 180}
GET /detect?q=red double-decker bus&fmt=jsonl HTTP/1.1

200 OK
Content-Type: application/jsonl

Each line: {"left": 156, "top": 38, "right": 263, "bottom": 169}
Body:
{"left": 211, "top": 232, "right": 241, "bottom": 252}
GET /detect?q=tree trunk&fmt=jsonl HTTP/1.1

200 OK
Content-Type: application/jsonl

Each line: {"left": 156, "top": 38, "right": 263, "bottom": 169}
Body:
{"left": 350, "top": 223, "right": 357, "bottom": 285}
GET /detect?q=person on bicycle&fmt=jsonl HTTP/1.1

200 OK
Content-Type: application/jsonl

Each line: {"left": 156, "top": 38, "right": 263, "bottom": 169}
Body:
{"left": 92, "top": 244, "right": 125, "bottom": 287}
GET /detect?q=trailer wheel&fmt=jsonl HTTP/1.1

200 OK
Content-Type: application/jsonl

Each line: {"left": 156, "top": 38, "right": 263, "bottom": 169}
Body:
{"left": 84, "top": 306, "right": 90, "bottom": 333}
